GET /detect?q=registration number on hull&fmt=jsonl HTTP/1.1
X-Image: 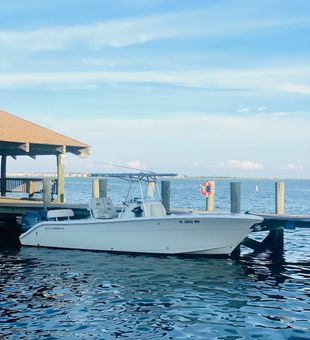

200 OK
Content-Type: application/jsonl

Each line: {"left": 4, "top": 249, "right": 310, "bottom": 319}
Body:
{"left": 178, "top": 220, "right": 200, "bottom": 224}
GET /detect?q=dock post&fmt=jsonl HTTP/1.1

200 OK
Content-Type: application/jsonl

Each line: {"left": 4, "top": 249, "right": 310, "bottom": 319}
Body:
{"left": 161, "top": 180, "right": 171, "bottom": 214}
{"left": 275, "top": 182, "right": 285, "bottom": 214}
{"left": 43, "top": 178, "right": 51, "bottom": 210}
{"left": 261, "top": 227, "right": 284, "bottom": 253}
{"left": 205, "top": 181, "right": 215, "bottom": 212}
{"left": 92, "top": 178, "right": 100, "bottom": 198}
{"left": 57, "top": 153, "right": 65, "bottom": 202}
{"left": 230, "top": 182, "right": 241, "bottom": 213}
{"left": 230, "top": 182, "right": 241, "bottom": 258}
{"left": 0, "top": 155, "right": 7, "bottom": 196}
{"left": 99, "top": 178, "right": 107, "bottom": 198}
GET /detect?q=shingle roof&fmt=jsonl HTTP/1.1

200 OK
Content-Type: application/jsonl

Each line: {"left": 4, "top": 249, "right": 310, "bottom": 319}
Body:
{"left": 0, "top": 110, "right": 88, "bottom": 147}
{"left": 0, "top": 110, "right": 90, "bottom": 157}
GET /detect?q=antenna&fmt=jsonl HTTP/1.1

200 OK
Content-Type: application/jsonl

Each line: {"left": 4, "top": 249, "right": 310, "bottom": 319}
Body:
{"left": 92, "top": 161, "right": 154, "bottom": 173}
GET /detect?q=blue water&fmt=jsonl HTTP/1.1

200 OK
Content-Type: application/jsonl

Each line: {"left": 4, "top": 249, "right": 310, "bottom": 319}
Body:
{"left": 1, "top": 178, "right": 309, "bottom": 339}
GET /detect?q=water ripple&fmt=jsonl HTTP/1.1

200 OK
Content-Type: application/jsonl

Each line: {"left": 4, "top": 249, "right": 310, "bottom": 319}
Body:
{"left": 0, "top": 247, "right": 309, "bottom": 339}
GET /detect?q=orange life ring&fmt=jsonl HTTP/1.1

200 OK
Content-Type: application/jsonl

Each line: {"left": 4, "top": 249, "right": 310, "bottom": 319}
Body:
{"left": 200, "top": 181, "right": 215, "bottom": 197}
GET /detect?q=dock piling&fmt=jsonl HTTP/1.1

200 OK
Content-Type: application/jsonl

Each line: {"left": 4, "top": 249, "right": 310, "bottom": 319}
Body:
{"left": 43, "top": 178, "right": 51, "bottom": 209}
{"left": 92, "top": 178, "right": 100, "bottom": 198}
{"left": 0, "top": 155, "right": 7, "bottom": 196}
{"left": 205, "top": 181, "right": 215, "bottom": 212}
{"left": 275, "top": 182, "right": 285, "bottom": 214}
{"left": 99, "top": 179, "right": 108, "bottom": 198}
{"left": 57, "top": 153, "right": 65, "bottom": 203}
{"left": 161, "top": 180, "right": 171, "bottom": 214}
{"left": 230, "top": 182, "right": 241, "bottom": 213}
{"left": 92, "top": 178, "right": 107, "bottom": 198}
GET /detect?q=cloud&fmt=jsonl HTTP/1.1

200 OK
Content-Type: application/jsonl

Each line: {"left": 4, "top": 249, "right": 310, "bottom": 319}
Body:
{"left": 280, "top": 83, "right": 310, "bottom": 95}
{"left": 0, "top": 15, "right": 176, "bottom": 51}
{"left": 284, "top": 163, "right": 304, "bottom": 171}
{"left": 0, "top": 7, "right": 308, "bottom": 52}
{"left": 257, "top": 106, "right": 266, "bottom": 112}
{"left": 237, "top": 107, "right": 250, "bottom": 113}
{"left": 219, "top": 160, "right": 264, "bottom": 170}
{"left": 127, "top": 160, "right": 148, "bottom": 170}
{"left": 0, "top": 68, "right": 309, "bottom": 94}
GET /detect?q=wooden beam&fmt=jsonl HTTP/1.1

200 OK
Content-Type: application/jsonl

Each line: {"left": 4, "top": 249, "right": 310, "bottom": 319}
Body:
{"left": 1, "top": 155, "right": 7, "bottom": 196}
{"left": 71, "top": 147, "right": 90, "bottom": 158}
{"left": 57, "top": 153, "right": 65, "bottom": 202}
{"left": 18, "top": 143, "right": 30, "bottom": 152}
{"left": 56, "top": 145, "right": 66, "bottom": 154}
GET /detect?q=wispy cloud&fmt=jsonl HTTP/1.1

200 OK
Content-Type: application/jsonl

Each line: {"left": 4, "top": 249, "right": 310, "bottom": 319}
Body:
{"left": 283, "top": 163, "right": 304, "bottom": 171}
{"left": 0, "top": 8, "right": 308, "bottom": 52}
{"left": 0, "top": 68, "right": 309, "bottom": 94}
{"left": 0, "top": 15, "right": 176, "bottom": 51}
{"left": 127, "top": 160, "right": 148, "bottom": 170}
{"left": 218, "top": 160, "right": 264, "bottom": 170}
{"left": 257, "top": 106, "right": 266, "bottom": 112}
{"left": 237, "top": 107, "right": 250, "bottom": 113}
{"left": 280, "top": 83, "right": 310, "bottom": 94}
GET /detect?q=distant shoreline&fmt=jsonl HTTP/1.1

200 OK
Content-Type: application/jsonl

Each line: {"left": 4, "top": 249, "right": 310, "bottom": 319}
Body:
{"left": 6, "top": 173, "right": 310, "bottom": 181}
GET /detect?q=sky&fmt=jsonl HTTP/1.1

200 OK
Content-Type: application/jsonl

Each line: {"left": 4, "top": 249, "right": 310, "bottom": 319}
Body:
{"left": 0, "top": 0, "right": 309, "bottom": 178}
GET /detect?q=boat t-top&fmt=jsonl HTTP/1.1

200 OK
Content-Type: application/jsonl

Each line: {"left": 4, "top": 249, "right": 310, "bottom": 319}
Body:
{"left": 19, "top": 172, "right": 263, "bottom": 256}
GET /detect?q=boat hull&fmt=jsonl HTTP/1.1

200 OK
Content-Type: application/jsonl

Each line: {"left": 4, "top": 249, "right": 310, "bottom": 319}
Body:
{"left": 19, "top": 214, "right": 263, "bottom": 256}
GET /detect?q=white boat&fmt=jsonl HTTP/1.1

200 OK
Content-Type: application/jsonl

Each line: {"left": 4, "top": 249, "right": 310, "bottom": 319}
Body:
{"left": 19, "top": 173, "right": 263, "bottom": 256}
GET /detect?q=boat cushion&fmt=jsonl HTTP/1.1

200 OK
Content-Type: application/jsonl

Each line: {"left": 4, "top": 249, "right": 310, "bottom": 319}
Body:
{"left": 143, "top": 201, "right": 166, "bottom": 217}
{"left": 47, "top": 209, "right": 74, "bottom": 220}
{"left": 90, "top": 197, "right": 118, "bottom": 219}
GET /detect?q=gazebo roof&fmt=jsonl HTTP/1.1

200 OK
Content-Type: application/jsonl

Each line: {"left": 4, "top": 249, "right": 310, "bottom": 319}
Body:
{"left": 0, "top": 110, "right": 90, "bottom": 157}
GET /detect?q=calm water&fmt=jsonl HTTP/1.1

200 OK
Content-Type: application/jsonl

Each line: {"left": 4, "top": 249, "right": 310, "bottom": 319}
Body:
{"left": 1, "top": 178, "right": 309, "bottom": 339}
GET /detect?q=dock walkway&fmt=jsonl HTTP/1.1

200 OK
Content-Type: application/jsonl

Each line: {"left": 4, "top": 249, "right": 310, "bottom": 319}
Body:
{"left": 0, "top": 197, "right": 89, "bottom": 218}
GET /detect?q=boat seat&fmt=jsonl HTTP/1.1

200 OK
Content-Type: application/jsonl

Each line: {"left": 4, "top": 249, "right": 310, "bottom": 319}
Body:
{"left": 143, "top": 201, "right": 166, "bottom": 217}
{"left": 47, "top": 209, "right": 74, "bottom": 221}
{"left": 90, "top": 197, "right": 118, "bottom": 219}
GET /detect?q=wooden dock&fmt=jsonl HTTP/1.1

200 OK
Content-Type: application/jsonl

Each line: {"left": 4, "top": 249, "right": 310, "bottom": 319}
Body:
{"left": 0, "top": 197, "right": 88, "bottom": 215}
{"left": 249, "top": 212, "right": 310, "bottom": 229}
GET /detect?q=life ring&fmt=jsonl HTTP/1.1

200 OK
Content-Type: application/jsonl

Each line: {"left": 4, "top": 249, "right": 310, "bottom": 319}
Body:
{"left": 200, "top": 181, "right": 215, "bottom": 197}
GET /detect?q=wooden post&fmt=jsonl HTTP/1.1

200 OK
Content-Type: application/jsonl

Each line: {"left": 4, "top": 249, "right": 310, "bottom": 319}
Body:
{"left": 275, "top": 182, "right": 285, "bottom": 214}
{"left": 230, "top": 182, "right": 241, "bottom": 213}
{"left": 0, "top": 155, "right": 7, "bottom": 197}
{"left": 205, "top": 181, "right": 215, "bottom": 212}
{"left": 43, "top": 177, "right": 51, "bottom": 209}
{"left": 161, "top": 180, "right": 171, "bottom": 214}
{"left": 57, "top": 153, "right": 65, "bottom": 202}
{"left": 99, "top": 178, "right": 108, "bottom": 198}
{"left": 262, "top": 227, "right": 284, "bottom": 252}
{"left": 92, "top": 178, "right": 99, "bottom": 198}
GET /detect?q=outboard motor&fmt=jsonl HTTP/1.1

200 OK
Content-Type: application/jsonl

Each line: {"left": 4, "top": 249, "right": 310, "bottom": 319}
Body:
{"left": 20, "top": 211, "right": 48, "bottom": 233}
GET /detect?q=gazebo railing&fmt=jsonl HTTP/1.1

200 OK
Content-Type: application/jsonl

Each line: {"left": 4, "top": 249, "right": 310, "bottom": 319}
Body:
{"left": 4, "top": 177, "right": 58, "bottom": 200}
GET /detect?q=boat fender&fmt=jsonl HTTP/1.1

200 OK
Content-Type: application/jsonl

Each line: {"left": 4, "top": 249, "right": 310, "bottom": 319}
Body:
{"left": 200, "top": 181, "right": 215, "bottom": 197}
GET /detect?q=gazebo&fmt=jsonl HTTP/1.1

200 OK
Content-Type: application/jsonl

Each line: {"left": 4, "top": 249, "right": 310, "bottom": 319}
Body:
{"left": 0, "top": 110, "right": 90, "bottom": 202}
